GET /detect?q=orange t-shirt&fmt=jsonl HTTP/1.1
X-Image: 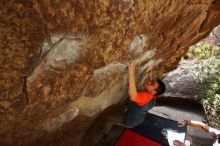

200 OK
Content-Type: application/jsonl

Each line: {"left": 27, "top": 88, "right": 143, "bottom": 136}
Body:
{"left": 132, "top": 92, "right": 155, "bottom": 106}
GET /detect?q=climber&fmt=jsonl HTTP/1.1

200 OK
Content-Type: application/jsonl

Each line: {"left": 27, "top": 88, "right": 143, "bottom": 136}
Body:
{"left": 103, "top": 63, "right": 166, "bottom": 135}
{"left": 173, "top": 120, "right": 220, "bottom": 146}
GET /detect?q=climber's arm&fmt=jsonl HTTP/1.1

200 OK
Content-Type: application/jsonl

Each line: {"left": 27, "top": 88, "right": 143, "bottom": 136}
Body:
{"left": 128, "top": 63, "right": 138, "bottom": 101}
{"left": 178, "top": 120, "right": 209, "bottom": 132}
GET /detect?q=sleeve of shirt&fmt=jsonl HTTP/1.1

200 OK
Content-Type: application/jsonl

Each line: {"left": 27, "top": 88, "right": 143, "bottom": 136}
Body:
{"left": 132, "top": 92, "right": 154, "bottom": 106}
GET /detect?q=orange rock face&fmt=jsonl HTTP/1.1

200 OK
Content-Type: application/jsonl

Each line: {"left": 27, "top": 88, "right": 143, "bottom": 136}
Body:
{"left": 0, "top": 0, "right": 220, "bottom": 145}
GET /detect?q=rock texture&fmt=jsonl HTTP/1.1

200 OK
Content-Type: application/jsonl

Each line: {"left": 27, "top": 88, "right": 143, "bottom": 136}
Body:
{"left": 1, "top": 0, "right": 220, "bottom": 146}
{"left": 203, "top": 25, "right": 220, "bottom": 47}
{"left": 162, "top": 59, "right": 200, "bottom": 100}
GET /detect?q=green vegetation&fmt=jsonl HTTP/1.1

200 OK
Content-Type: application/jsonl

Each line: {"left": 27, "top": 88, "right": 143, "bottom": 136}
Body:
{"left": 188, "top": 42, "right": 220, "bottom": 128}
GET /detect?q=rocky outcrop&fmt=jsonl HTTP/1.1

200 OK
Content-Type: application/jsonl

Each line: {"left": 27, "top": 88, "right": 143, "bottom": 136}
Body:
{"left": 162, "top": 59, "right": 200, "bottom": 100}
{"left": 1, "top": 0, "right": 220, "bottom": 145}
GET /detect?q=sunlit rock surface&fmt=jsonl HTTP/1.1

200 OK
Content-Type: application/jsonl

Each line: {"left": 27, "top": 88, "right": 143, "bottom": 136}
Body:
{"left": 0, "top": 0, "right": 220, "bottom": 145}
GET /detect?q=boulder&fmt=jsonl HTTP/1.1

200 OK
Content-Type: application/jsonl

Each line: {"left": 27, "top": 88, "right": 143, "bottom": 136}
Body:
{"left": 0, "top": 0, "right": 220, "bottom": 145}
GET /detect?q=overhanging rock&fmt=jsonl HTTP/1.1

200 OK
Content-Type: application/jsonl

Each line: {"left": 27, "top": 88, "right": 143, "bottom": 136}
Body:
{"left": 0, "top": 0, "right": 220, "bottom": 145}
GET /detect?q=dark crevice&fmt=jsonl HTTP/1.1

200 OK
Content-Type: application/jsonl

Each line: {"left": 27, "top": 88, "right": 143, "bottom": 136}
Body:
{"left": 21, "top": 0, "right": 53, "bottom": 106}
{"left": 23, "top": 77, "right": 29, "bottom": 105}
{"left": 25, "top": 0, "right": 54, "bottom": 77}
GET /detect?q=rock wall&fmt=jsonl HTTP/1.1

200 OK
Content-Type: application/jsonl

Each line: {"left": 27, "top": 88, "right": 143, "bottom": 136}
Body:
{"left": 0, "top": 0, "right": 220, "bottom": 145}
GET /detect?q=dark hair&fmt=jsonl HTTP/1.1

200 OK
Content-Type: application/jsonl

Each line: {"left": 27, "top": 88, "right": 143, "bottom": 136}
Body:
{"left": 155, "top": 79, "right": 166, "bottom": 96}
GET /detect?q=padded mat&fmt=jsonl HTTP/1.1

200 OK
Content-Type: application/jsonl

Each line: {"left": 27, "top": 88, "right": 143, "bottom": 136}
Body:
{"left": 115, "top": 129, "right": 162, "bottom": 146}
